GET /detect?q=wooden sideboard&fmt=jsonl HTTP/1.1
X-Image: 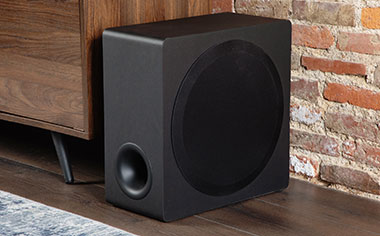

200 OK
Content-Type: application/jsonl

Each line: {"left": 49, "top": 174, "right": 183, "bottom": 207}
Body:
{"left": 0, "top": 0, "right": 211, "bottom": 140}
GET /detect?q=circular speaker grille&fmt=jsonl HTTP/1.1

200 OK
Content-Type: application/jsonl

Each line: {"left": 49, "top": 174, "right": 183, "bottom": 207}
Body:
{"left": 171, "top": 40, "right": 284, "bottom": 196}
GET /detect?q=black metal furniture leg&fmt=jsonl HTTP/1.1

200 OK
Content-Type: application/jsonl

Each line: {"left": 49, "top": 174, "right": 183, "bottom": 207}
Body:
{"left": 51, "top": 131, "right": 74, "bottom": 184}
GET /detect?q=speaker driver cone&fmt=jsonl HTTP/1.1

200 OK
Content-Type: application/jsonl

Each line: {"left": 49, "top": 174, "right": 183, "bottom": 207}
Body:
{"left": 115, "top": 143, "right": 152, "bottom": 200}
{"left": 171, "top": 40, "right": 284, "bottom": 196}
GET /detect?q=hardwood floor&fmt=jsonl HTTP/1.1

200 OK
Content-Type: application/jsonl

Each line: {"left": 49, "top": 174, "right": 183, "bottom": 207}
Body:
{"left": 0, "top": 120, "right": 379, "bottom": 236}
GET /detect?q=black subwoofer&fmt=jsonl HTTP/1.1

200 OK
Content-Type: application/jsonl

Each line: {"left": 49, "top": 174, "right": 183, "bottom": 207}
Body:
{"left": 103, "top": 13, "right": 291, "bottom": 222}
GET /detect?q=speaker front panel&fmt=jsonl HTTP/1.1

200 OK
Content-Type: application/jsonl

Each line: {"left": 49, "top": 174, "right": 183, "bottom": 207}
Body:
{"left": 162, "top": 22, "right": 290, "bottom": 221}
{"left": 171, "top": 39, "right": 283, "bottom": 196}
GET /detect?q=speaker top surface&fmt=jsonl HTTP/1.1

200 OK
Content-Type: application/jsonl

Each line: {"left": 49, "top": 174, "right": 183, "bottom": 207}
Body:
{"left": 105, "top": 13, "right": 288, "bottom": 40}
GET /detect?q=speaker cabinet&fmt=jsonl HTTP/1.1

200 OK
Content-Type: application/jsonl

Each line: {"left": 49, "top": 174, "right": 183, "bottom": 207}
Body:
{"left": 103, "top": 13, "right": 291, "bottom": 222}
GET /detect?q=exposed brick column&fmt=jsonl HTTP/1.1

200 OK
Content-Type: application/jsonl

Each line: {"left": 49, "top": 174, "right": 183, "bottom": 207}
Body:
{"left": 234, "top": 0, "right": 380, "bottom": 200}
{"left": 211, "top": 0, "right": 234, "bottom": 13}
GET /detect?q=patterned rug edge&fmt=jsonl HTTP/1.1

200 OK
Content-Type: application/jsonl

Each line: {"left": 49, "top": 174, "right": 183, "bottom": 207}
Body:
{"left": 0, "top": 190, "right": 137, "bottom": 236}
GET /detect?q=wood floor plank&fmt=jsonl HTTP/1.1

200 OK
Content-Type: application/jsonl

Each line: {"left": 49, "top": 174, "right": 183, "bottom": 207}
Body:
{"left": 0, "top": 158, "right": 254, "bottom": 236}
{"left": 255, "top": 179, "right": 380, "bottom": 234}
{"left": 199, "top": 198, "right": 377, "bottom": 236}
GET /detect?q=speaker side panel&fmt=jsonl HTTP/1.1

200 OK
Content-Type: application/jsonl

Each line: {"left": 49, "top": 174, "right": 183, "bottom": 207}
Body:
{"left": 162, "top": 20, "right": 291, "bottom": 221}
{"left": 103, "top": 30, "right": 165, "bottom": 220}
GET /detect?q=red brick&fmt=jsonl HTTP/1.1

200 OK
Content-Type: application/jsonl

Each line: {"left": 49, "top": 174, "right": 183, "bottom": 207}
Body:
{"left": 292, "top": 24, "right": 334, "bottom": 49}
{"left": 302, "top": 57, "right": 366, "bottom": 76}
{"left": 344, "top": 141, "right": 380, "bottom": 169}
{"left": 293, "top": 1, "right": 355, "bottom": 26}
{"left": 290, "top": 104, "right": 322, "bottom": 125}
{"left": 291, "top": 77, "right": 319, "bottom": 102}
{"left": 290, "top": 129, "right": 340, "bottom": 157}
{"left": 324, "top": 83, "right": 380, "bottom": 110}
{"left": 320, "top": 164, "right": 380, "bottom": 195}
{"left": 337, "top": 32, "right": 380, "bottom": 55}
{"left": 362, "top": 8, "right": 380, "bottom": 29}
{"left": 211, "top": 0, "right": 233, "bottom": 13}
{"left": 289, "top": 154, "right": 319, "bottom": 177}
{"left": 356, "top": 143, "right": 380, "bottom": 169}
{"left": 374, "top": 66, "right": 380, "bottom": 88}
{"left": 325, "top": 112, "right": 380, "bottom": 143}
{"left": 235, "top": 0, "right": 291, "bottom": 19}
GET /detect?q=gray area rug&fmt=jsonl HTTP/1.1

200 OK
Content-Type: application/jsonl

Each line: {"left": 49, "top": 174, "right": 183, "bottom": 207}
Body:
{"left": 0, "top": 190, "right": 136, "bottom": 236}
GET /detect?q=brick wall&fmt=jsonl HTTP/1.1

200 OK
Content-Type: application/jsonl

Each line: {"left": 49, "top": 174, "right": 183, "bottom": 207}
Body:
{"left": 215, "top": 0, "right": 380, "bottom": 200}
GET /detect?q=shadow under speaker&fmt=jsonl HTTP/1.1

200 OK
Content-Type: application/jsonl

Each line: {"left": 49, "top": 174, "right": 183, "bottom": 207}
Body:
{"left": 103, "top": 13, "right": 291, "bottom": 222}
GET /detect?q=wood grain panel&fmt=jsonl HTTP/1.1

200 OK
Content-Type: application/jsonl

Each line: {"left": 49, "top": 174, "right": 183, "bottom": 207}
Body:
{"left": 0, "top": 113, "right": 89, "bottom": 139}
{"left": 0, "top": 0, "right": 81, "bottom": 66}
{"left": 0, "top": 0, "right": 80, "bottom": 32}
{"left": 0, "top": 77, "right": 83, "bottom": 129}
{"left": 0, "top": 53, "right": 82, "bottom": 91}
{"left": 0, "top": 0, "right": 211, "bottom": 139}
{"left": 188, "top": 0, "right": 210, "bottom": 17}
{"left": 80, "top": 0, "right": 123, "bottom": 139}
{"left": 0, "top": 0, "right": 84, "bottom": 135}
{"left": 0, "top": 28, "right": 82, "bottom": 66}
{"left": 164, "top": 0, "right": 188, "bottom": 20}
